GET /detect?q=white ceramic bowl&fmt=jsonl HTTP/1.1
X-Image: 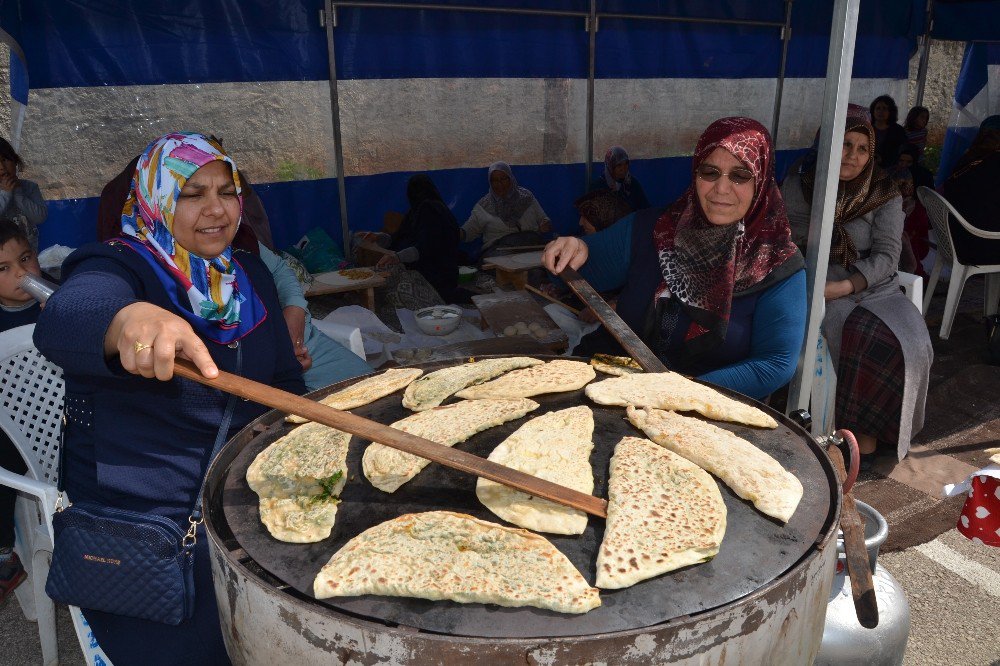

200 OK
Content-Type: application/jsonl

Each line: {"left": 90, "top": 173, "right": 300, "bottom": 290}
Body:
{"left": 414, "top": 305, "right": 463, "bottom": 336}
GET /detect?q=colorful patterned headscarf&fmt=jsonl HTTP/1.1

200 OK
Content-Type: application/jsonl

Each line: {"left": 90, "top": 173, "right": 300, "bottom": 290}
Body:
{"left": 603, "top": 145, "right": 632, "bottom": 194}
{"left": 478, "top": 162, "right": 537, "bottom": 229}
{"left": 653, "top": 117, "right": 801, "bottom": 357}
{"left": 799, "top": 104, "right": 899, "bottom": 268}
{"left": 119, "top": 132, "right": 265, "bottom": 344}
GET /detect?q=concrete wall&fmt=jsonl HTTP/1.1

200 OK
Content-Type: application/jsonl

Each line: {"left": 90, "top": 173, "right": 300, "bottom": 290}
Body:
{"left": 908, "top": 39, "right": 966, "bottom": 145}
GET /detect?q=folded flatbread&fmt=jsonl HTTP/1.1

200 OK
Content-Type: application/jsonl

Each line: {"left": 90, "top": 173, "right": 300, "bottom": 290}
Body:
{"left": 477, "top": 406, "right": 594, "bottom": 534}
{"left": 402, "top": 357, "right": 543, "bottom": 411}
{"left": 455, "top": 360, "right": 596, "bottom": 400}
{"left": 313, "top": 511, "right": 601, "bottom": 614}
{"left": 986, "top": 447, "right": 1000, "bottom": 465}
{"left": 597, "top": 437, "right": 726, "bottom": 589}
{"left": 246, "top": 422, "right": 351, "bottom": 543}
{"left": 590, "top": 354, "right": 643, "bottom": 377}
{"left": 627, "top": 407, "right": 802, "bottom": 523}
{"left": 586, "top": 371, "right": 778, "bottom": 429}
{"left": 258, "top": 496, "right": 339, "bottom": 543}
{"left": 286, "top": 368, "right": 423, "bottom": 423}
{"left": 362, "top": 398, "right": 539, "bottom": 492}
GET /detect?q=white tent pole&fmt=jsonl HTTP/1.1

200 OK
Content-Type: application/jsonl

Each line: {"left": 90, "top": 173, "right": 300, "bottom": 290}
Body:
{"left": 324, "top": 0, "right": 352, "bottom": 257}
{"left": 786, "top": 0, "right": 860, "bottom": 414}
{"left": 585, "top": 0, "right": 596, "bottom": 187}
{"left": 915, "top": 0, "right": 934, "bottom": 107}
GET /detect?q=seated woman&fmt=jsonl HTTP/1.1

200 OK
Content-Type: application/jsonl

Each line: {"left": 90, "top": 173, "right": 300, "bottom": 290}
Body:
{"left": 34, "top": 132, "right": 306, "bottom": 664}
{"left": 462, "top": 162, "right": 550, "bottom": 256}
{"left": 942, "top": 115, "right": 1000, "bottom": 266}
{"left": 588, "top": 145, "right": 651, "bottom": 211}
{"left": 781, "top": 105, "right": 932, "bottom": 467}
{"left": 376, "top": 173, "right": 461, "bottom": 303}
{"left": 870, "top": 95, "right": 908, "bottom": 168}
{"left": 0, "top": 137, "right": 47, "bottom": 252}
{"left": 543, "top": 117, "right": 806, "bottom": 401}
{"left": 575, "top": 185, "right": 634, "bottom": 235}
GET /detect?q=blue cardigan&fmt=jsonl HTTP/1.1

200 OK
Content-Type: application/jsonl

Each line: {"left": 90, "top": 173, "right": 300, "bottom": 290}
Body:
{"left": 34, "top": 242, "right": 306, "bottom": 524}
{"left": 579, "top": 212, "right": 807, "bottom": 399}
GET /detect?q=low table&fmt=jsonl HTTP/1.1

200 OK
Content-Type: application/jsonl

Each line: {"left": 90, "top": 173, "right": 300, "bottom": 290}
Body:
{"left": 305, "top": 270, "right": 386, "bottom": 310}
{"left": 481, "top": 250, "right": 543, "bottom": 290}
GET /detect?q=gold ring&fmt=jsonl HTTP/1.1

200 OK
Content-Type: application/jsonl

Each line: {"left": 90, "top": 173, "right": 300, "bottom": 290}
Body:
{"left": 134, "top": 340, "right": 152, "bottom": 354}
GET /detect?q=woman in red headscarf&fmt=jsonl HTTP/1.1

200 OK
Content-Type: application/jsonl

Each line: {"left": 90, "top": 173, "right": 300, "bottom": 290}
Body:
{"left": 782, "top": 105, "right": 933, "bottom": 468}
{"left": 543, "top": 118, "right": 806, "bottom": 400}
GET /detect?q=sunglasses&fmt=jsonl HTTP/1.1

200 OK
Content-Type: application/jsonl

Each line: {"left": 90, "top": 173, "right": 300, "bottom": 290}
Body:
{"left": 696, "top": 164, "right": 754, "bottom": 185}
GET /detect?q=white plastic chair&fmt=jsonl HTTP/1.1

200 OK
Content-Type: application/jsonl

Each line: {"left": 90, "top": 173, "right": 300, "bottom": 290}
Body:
{"left": 916, "top": 186, "right": 1000, "bottom": 339}
{"left": 0, "top": 324, "right": 111, "bottom": 665}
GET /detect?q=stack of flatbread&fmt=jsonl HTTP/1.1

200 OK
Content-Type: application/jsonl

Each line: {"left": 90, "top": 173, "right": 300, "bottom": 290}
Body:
{"left": 246, "top": 422, "right": 352, "bottom": 543}
{"left": 586, "top": 371, "right": 778, "bottom": 429}
{"left": 402, "top": 357, "right": 542, "bottom": 411}
{"left": 597, "top": 437, "right": 726, "bottom": 589}
{"left": 454, "top": 360, "right": 595, "bottom": 400}
{"left": 313, "top": 511, "right": 601, "bottom": 614}
{"left": 477, "top": 406, "right": 595, "bottom": 535}
{"left": 627, "top": 407, "right": 802, "bottom": 523}
{"left": 287, "top": 368, "right": 423, "bottom": 423}
{"left": 362, "top": 398, "right": 539, "bottom": 492}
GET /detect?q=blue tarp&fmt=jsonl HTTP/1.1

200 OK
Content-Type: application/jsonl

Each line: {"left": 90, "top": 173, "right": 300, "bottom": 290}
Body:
{"left": 4, "top": 0, "right": 920, "bottom": 252}
{"left": 931, "top": 0, "right": 1000, "bottom": 42}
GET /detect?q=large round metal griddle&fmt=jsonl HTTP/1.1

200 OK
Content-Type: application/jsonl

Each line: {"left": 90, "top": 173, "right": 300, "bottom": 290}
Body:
{"left": 212, "top": 355, "right": 835, "bottom": 640}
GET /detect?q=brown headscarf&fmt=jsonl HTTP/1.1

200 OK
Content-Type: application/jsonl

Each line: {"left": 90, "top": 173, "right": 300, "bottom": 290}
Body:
{"left": 799, "top": 104, "right": 899, "bottom": 268}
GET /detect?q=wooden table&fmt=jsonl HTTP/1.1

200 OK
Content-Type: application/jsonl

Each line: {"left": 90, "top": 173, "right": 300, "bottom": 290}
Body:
{"left": 305, "top": 271, "right": 386, "bottom": 310}
{"left": 481, "top": 251, "right": 543, "bottom": 290}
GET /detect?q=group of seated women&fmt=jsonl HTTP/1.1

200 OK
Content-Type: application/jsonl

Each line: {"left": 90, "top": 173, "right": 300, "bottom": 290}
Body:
{"left": 26, "top": 105, "right": 952, "bottom": 663}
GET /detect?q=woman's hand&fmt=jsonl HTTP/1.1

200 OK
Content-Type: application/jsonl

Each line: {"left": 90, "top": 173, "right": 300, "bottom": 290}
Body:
{"left": 104, "top": 302, "right": 219, "bottom": 380}
{"left": 376, "top": 252, "right": 400, "bottom": 269}
{"left": 542, "top": 236, "right": 589, "bottom": 274}
{"left": 824, "top": 279, "right": 854, "bottom": 300}
{"left": 283, "top": 305, "right": 312, "bottom": 372}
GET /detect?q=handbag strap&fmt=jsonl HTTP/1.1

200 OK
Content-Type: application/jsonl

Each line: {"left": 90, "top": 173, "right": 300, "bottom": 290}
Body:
{"left": 184, "top": 344, "right": 241, "bottom": 545}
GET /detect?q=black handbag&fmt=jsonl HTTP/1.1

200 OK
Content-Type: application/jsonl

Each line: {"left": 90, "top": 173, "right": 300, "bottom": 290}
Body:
{"left": 45, "top": 348, "right": 240, "bottom": 625}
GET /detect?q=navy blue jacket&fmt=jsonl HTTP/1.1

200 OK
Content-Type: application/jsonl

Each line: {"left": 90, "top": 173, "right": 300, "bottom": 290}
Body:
{"left": 34, "top": 241, "right": 306, "bottom": 524}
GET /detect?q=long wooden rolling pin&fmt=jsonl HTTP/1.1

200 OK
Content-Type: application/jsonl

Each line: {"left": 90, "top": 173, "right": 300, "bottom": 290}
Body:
{"left": 559, "top": 267, "right": 668, "bottom": 373}
{"left": 173, "top": 359, "right": 608, "bottom": 519}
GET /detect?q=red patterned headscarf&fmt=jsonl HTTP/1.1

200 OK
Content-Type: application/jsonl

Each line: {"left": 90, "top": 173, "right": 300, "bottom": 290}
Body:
{"left": 653, "top": 117, "right": 801, "bottom": 356}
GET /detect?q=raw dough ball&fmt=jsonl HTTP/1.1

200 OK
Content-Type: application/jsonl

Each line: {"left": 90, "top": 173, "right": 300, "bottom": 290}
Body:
{"left": 503, "top": 325, "right": 518, "bottom": 336}
{"left": 528, "top": 322, "right": 545, "bottom": 334}
{"left": 514, "top": 322, "right": 530, "bottom": 334}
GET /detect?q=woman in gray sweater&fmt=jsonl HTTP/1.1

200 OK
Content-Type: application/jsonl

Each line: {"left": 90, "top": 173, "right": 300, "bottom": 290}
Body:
{"left": 782, "top": 105, "right": 932, "bottom": 468}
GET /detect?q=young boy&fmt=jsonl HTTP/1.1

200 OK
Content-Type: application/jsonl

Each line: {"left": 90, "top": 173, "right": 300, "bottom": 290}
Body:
{"left": 0, "top": 219, "right": 44, "bottom": 603}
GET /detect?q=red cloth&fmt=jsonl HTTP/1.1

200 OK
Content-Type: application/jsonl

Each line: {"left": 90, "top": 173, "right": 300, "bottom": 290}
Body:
{"left": 958, "top": 474, "right": 1000, "bottom": 547}
{"left": 652, "top": 116, "right": 800, "bottom": 354}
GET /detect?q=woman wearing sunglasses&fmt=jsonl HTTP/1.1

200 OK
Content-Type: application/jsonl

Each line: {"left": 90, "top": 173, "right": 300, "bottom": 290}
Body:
{"left": 543, "top": 117, "right": 806, "bottom": 400}
{"left": 781, "top": 105, "right": 932, "bottom": 469}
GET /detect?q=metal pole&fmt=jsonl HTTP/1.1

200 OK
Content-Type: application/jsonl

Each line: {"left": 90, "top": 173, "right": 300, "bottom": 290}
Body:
{"left": 771, "top": 0, "right": 794, "bottom": 147}
{"left": 915, "top": 0, "right": 934, "bottom": 107}
{"left": 585, "top": 1, "right": 596, "bottom": 187}
{"left": 324, "top": 0, "right": 352, "bottom": 257}
{"left": 786, "top": 0, "right": 860, "bottom": 414}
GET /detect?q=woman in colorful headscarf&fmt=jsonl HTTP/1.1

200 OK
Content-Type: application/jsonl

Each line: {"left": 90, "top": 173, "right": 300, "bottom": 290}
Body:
{"left": 461, "top": 161, "right": 550, "bottom": 255}
{"left": 782, "top": 105, "right": 933, "bottom": 468}
{"left": 587, "top": 145, "right": 651, "bottom": 212}
{"left": 544, "top": 118, "right": 806, "bottom": 399}
{"left": 943, "top": 115, "right": 1000, "bottom": 266}
{"left": 34, "top": 132, "right": 306, "bottom": 665}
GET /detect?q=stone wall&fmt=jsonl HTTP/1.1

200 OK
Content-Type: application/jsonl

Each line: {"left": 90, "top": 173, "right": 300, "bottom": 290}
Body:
{"left": 908, "top": 39, "right": 966, "bottom": 145}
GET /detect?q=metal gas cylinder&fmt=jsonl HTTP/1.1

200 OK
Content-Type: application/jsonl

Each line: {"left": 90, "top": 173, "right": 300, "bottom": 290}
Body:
{"left": 815, "top": 500, "right": 910, "bottom": 666}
